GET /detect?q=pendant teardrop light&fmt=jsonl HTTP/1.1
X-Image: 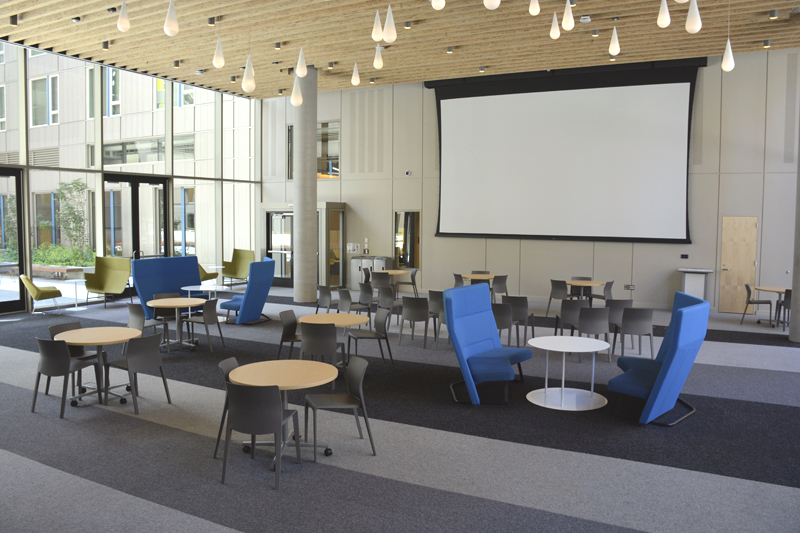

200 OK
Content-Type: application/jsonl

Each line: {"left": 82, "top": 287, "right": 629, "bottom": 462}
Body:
{"left": 550, "top": 12, "right": 561, "bottom": 39}
{"left": 296, "top": 48, "right": 307, "bottom": 78}
{"left": 685, "top": 0, "right": 702, "bottom": 34}
{"left": 212, "top": 36, "right": 225, "bottom": 68}
{"left": 721, "top": 39, "right": 735, "bottom": 72}
{"left": 609, "top": 26, "right": 620, "bottom": 56}
{"left": 562, "top": 0, "right": 574, "bottom": 30}
{"left": 383, "top": 5, "right": 397, "bottom": 44}
{"left": 484, "top": 0, "right": 501, "bottom": 10}
{"left": 529, "top": 0, "right": 540, "bottom": 16}
{"left": 657, "top": 0, "right": 670, "bottom": 28}
{"left": 164, "top": 0, "right": 179, "bottom": 37}
{"left": 374, "top": 45, "right": 384, "bottom": 70}
{"left": 117, "top": 0, "right": 130, "bottom": 32}
{"left": 241, "top": 53, "right": 255, "bottom": 93}
{"left": 290, "top": 75, "right": 303, "bottom": 107}
{"left": 351, "top": 62, "right": 360, "bottom": 86}
{"left": 372, "top": 10, "right": 383, "bottom": 42}
{"left": 432, "top": 0, "right": 445, "bottom": 10}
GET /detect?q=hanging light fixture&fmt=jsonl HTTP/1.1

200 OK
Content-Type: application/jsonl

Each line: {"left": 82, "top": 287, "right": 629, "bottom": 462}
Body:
{"left": 609, "top": 27, "right": 620, "bottom": 56}
{"left": 242, "top": 53, "right": 255, "bottom": 93}
{"left": 164, "top": 0, "right": 179, "bottom": 36}
{"left": 374, "top": 45, "right": 384, "bottom": 69}
{"left": 291, "top": 74, "right": 303, "bottom": 107}
{"left": 372, "top": 10, "right": 383, "bottom": 42}
{"left": 763, "top": 39, "right": 772, "bottom": 49}
{"left": 383, "top": 5, "right": 397, "bottom": 43}
{"left": 529, "top": 0, "right": 540, "bottom": 16}
{"left": 657, "top": 0, "right": 670, "bottom": 28}
{"left": 550, "top": 13, "right": 560, "bottom": 39}
{"left": 213, "top": 37, "right": 225, "bottom": 68}
{"left": 721, "top": 0, "right": 734, "bottom": 72}
{"left": 117, "top": 0, "right": 130, "bottom": 32}
{"left": 351, "top": 62, "right": 360, "bottom": 85}
{"left": 484, "top": 0, "right": 501, "bottom": 10}
{"left": 296, "top": 48, "right": 307, "bottom": 78}
{"left": 431, "top": 0, "right": 445, "bottom": 11}
{"left": 685, "top": 0, "right": 701, "bottom": 34}
{"left": 562, "top": 0, "right": 574, "bottom": 30}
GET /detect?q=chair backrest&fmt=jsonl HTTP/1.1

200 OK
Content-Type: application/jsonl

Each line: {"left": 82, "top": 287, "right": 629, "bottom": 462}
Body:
{"left": 225, "top": 382, "right": 284, "bottom": 435}
{"left": 362, "top": 267, "right": 371, "bottom": 284}
{"left": 48, "top": 322, "right": 85, "bottom": 357}
{"left": 279, "top": 310, "right": 298, "bottom": 341}
{"left": 93, "top": 256, "right": 132, "bottom": 291}
{"left": 409, "top": 268, "right": 418, "bottom": 282}
{"left": 124, "top": 334, "right": 164, "bottom": 374}
{"left": 492, "top": 275, "right": 509, "bottom": 295}
{"left": 35, "top": 338, "right": 72, "bottom": 377}
{"left": 201, "top": 299, "right": 219, "bottom": 323}
{"left": 443, "top": 284, "right": 502, "bottom": 405}
{"left": 571, "top": 276, "right": 592, "bottom": 297}
{"left": 578, "top": 307, "right": 610, "bottom": 336}
{"left": 126, "top": 303, "right": 146, "bottom": 330}
{"left": 502, "top": 295, "right": 529, "bottom": 323}
{"left": 374, "top": 307, "right": 391, "bottom": 337}
{"left": 20, "top": 274, "right": 43, "bottom": 299}
{"left": 153, "top": 293, "right": 180, "bottom": 320}
{"left": 372, "top": 272, "right": 391, "bottom": 290}
{"left": 603, "top": 281, "right": 614, "bottom": 299}
{"left": 471, "top": 270, "right": 490, "bottom": 275}
{"left": 401, "top": 296, "right": 429, "bottom": 322}
{"left": 344, "top": 356, "right": 369, "bottom": 403}
{"left": 300, "top": 322, "right": 339, "bottom": 358}
{"left": 358, "top": 283, "right": 373, "bottom": 306}
{"left": 784, "top": 289, "right": 792, "bottom": 311}
{"left": 621, "top": 308, "right": 654, "bottom": 336}
{"left": 606, "top": 299, "right": 634, "bottom": 327}
{"left": 744, "top": 283, "right": 753, "bottom": 302}
{"left": 337, "top": 289, "right": 353, "bottom": 312}
{"left": 559, "top": 299, "right": 588, "bottom": 327}
{"left": 453, "top": 273, "right": 464, "bottom": 288}
{"left": 234, "top": 259, "right": 275, "bottom": 324}
{"left": 218, "top": 357, "right": 239, "bottom": 382}
{"left": 378, "top": 287, "right": 395, "bottom": 309}
{"left": 428, "top": 290, "right": 444, "bottom": 317}
{"left": 131, "top": 256, "right": 202, "bottom": 319}
{"left": 317, "top": 285, "right": 332, "bottom": 308}
{"left": 492, "top": 303, "right": 513, "bottom": 329}
{"left": 549, "top": 279, "right": 569, "bottom": 300}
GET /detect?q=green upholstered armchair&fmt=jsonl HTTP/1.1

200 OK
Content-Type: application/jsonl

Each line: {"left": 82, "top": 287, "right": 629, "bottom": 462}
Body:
{"left": 84, "top": 256, "right": 131, "bottom": 307}
{"left": 20, "top": 274, "right": 62, "bottom": 313}
{"left": 198, "top": 265, "right": 218, "bottom": 283}
{"left": 221, "top": 249, "right": 254, "bottom": 286}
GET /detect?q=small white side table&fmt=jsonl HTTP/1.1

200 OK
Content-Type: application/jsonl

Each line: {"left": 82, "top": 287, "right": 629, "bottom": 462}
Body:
{"left": 64, "top": 279, "right": 87, "bottom": 312}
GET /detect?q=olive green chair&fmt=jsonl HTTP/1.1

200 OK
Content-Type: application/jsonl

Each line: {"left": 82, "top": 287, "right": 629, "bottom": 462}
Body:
{"left": 221, "top": 249, "right": 254, "bottom": 286}
{"left": 84, "top": 256, "right": 132, "bottom": 307}
{"left": 20, "top": 274, "right": 62, "bottom": 313}
{"left": 199, "top": 265, "right": 218, "bottom": 283}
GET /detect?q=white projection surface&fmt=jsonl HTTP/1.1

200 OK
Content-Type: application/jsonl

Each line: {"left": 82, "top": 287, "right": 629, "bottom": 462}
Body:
{"left": 439, "top": 83, "right": 691, "bottom": 241}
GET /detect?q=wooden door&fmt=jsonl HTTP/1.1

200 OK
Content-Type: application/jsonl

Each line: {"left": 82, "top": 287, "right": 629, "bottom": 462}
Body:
{"left": 719, "top": 216, "right": 758, "bottom": 313}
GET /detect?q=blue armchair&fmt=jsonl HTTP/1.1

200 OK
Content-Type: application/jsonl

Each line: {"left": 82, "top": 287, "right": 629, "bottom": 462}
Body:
{"left": 608, "top": 292, "right": 709, "bottom": 425}
{"left": 220, "top": 258, "right": 275, "bottom": 324}
{"left": 443, "top": 284, "right": 532, "bottom": 405}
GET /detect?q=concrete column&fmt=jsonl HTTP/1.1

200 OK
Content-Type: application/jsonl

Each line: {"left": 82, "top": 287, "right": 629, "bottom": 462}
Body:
{"left": 293, "top": 67, "right": 318, "bottom": 302}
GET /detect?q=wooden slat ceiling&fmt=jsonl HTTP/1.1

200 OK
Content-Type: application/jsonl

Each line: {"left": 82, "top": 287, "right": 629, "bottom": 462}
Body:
{"left": 1, "top": 0, "right": 799, "bottom": 99}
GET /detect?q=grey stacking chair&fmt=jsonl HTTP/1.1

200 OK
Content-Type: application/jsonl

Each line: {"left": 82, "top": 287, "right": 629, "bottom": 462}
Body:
{"left": 399, "top": 296, "right": 433, "bottom": 348}
{"left": 491, "top": 275, "right": 509, "bottom": 303}
{"left": 578, "top": 307, "right": 611, "bottom": 362}
{"left": 184, "top": 299, "right": 225, "bottom": 352}
{"left": 554, "top": 299, "right": 588, "bottom": 336}
{"left": 347, "top": 307, "right": 394, "bottom": 367}
{"left": 371, "top": 271, "right": 392, "bottom": 297}
{"left": 48, "top": 322, "right": 100, "bottom": 397}
{"left": 316, "top": 285, "right": 333, "bottom": 314}
{"left": 126, "top": 303, "right": 168, "bottom": 352}
{"left": 356, "top": 283, "right": 375, "bottom": 327}
{"left": 620, "top": 308, "right": 655, "bottom": 359}
{"left": 453, "top": 273, "right": 464, "bottom": 288}
{"left": 395, "top": 268, "right": 419, "bottom": 297}
{"left": 104, "top": 333, "right": 171, "bottom": 414}
{"left": 492, "top": 302, "right": 517, "bottom": 347}
{"left": 214, "top": 357, "right": 239, "bottom": 459}
{"left": 546, "top": 280, "right": 570, "bottom": 318}
{"left": 300, "top": 322, "right": 346, "bottom": 368}
{"left": 740, "top": 283, "right": 772, "bottom": 326}
{"left": 377, "top": 287, "right": 401, "bottom": 326}
{"left": 429, "top": 290, "right": 449, "bottom": 349}
{"left": 605, "top": 299, "right": 634, "bottom": 355}
{"left": 502, "top": 295, "right": 535, "bottom": 345}
{"left": 570, "top": 276, "right": 592, "bottom": 299}
{"left": 304, "top": 356, "right": 375, "bottom": 462}
{"left": 153, "top": 292, "right": 181, "bottom": 321}
{"left": 780, "top": 289, "right": 792, "bottom": 332}
{"left": 221, "top": 383, "right": 301, "bottom": 490}
{"left": 588, "top": 281, "right": 614, "bottom": 306}
{"left": 32, "top": 338, "right": 102, "bottom": 418}
{"left": 277, "top": 310, "right": 302, "bottom": 359}
{"left": 362, "top": 267, "right": 371, "bottom": 284}
{"left": 337, "top": 289, "right": 353, "bottom": 313}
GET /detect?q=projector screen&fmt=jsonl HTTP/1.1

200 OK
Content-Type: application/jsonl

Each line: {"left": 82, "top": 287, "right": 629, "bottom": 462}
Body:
{"left": 437, "top": 77, "right": 694, "bottom": 243}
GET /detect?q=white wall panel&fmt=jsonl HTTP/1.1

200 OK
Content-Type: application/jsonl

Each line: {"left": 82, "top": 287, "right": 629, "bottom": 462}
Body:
{"left": 689, "top": 56, "right": 722, "bottom": 174}
{"left": 720, "top": 52, "right": 767, "bottom": 174}
{"left": 765, "top": 50, "right": 800, "bottom": 173}
{"left": 392, "top": 83, "right": 423, "bottom": 180}
{"left": 760, "top": 173, "right": 796, "bottom": 289}
{"left": 341, "top": 86, "right": 392, "bottom": 179}
{"left": 393, "top": 178, "right": 422, "bottom": 211}
{"left": 262, "top": 97, "right": 287, "bottom": 182}
{"left": 422, "top": 87, "right": 439, "bottom": 179}
{"left": 487, "top": 239, "right": 521, "bottom": 296}
{"left": 342, "top": 179, "right": 393, "bottom": 257}
{"left": 318, "top": 90, "right": 341, "bottom": 122}
{"left": 318, "top": 179, "right": 341, "bottom": 202}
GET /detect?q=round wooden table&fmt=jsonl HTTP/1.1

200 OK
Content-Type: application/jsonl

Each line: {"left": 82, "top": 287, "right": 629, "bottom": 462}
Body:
{"left": 376, "top": 269, "right": 409, "bottom": 276}
{"left": 564, "top": 280, "right": 604, "bottom": 287}
{"left": 147, "top": 297, "right": 207, "bottom": 348}
{"left": 755, "top": 286, "right": 788, "bottom": 326}
{"left": 181, "top": 284, "right": 228, "bottom": 299}
{"left": 298, "top": 313, "right": 369, "bottom": 328}
{"left": 462, "top": 273, "right": 495, "bottom": 281}
{"left": 54, "top": 326, "right": 142, "bottom": 405}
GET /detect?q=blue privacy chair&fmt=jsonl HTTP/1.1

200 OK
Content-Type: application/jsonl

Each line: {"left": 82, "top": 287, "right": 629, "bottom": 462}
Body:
{"left": 608, "top": 292, "right": 709, "bottom": 425}
{"left": 443, "top": 284, "right": 532, "bottom": 405}
{"left": 132, "top": 256, "right": 203, "bottom": 320}
{"left": 220, "top": 258, "right": 275, "bottom": 324}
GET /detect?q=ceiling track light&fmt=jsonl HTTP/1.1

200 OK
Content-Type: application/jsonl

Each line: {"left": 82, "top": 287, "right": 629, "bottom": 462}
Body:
{"left": 446, "top": 46, "right": 453, "bottom": 53}
{"left": 769, "top": 10, "right": 779, "bottom": 20}
{"left": 404, "top": 21, "right": 411, "bottom": 29}
{"left": 207, "top": 17, "right": 215, "bottom": 26}
{"left": 173, "top": 60, "right": 180, "bottom": 68}
{"left": 370, "top": 77, "right": 375, "bottom": 84}
{"left": 609, "top": 54, "right": 616, "bottom": 61}
{"left": 278, "top": 88, "right": 283, "bottom": 95}
{"left": 570, "top": 0, "right": 576, "bottom": 6}
{"left": 10, "top": 15, "right": 18, "bottom": 27}
{"left": 230, "top": 76, "right": 236, "bottom": 83}
{"left": 763, "top": 39, "right": 772, "bottom": 48}
{"left": 591, "top": 29, "right": 599, "bottom": 37}
{"left": 327, "top": 62, "right": 334, "bottom": 70}
{"left": 275, "top": 42, "right": 281, "bottom": 50}
{"left": 479, "top": 66, "right": 485, "bottom": 73}
{"left": 102, "top": 41, "right": 109, "bottom": 51}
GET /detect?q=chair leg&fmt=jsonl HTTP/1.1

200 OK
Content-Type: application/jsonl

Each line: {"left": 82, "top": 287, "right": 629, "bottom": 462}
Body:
{"left": 160, "top": 366, "right": 171, "bottom": 404}
{"left": 740, "top": 303, "right": 749, "bottom": 324}
{"left": 274, "top": 430, "right": 282, "bottom": 490}
{"left": 45, "top": 376, "right": 51, "bottom": 395}
{"left": 59, "top": 377, "right": 69, "bottom": 419}
{"left": 31, "top": 373, "right": 41, "bottom": 413}
{"left": 545, "top": 297, "right": 553, "bottom": 318}
{"left": 423, "top": 320, "right": 429, "bottom": 349}
{"left": 221, "top": 426, "right": 232, "bottom": 484}
{"left": 93, "top": 362, "right": 103, "bottom": 405}
{"left": 213, "top": 398, "right": 228, "bottom": 458}
{"left": 217, "top": 321, "right": 225, "bottom": 347}
{"left": 352, "top": 407, "right": 364, "bottom": 438}
{"left": 398, "top": 319, "right": 404, "bottom": 345}
{"left": 377, "top": 339, "right": 386, "bottom": 364}
{"left": 385, "top": 338, "right": 395, "bottom": 367}
{"left": 203, "top": 323, "right": 212, "bottom": 353}
{"left": 292, "top": 412, "right": 301, "bottom": 464}
{"left": 361, "top": 405, "right": 376, "bottom": 456}
{"left": 129, "top": 369, "right": 140, "bottom": 415}
{"left": 312, "top": 406, "right": 318, "bottom": 463}
{"left": 517, "top": 363, "right": 524, "bottom": 382}
{"left": 304, "top": 402, "right": 309, "bottom": 443}
{"left": 104, "top": 362, "right": 111, "bottom": 406}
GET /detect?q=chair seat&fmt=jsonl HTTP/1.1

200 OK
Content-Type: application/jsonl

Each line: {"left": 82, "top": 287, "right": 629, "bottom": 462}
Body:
{"left": 750, "top": 299, "right": 772, "bottom": 305}
{"left": 347, "top": 330, "right": 384, "bottom": 340}
{"left": 607, "top": 366, "right": 660, "bottom": 399}
{"left": 305, "top": 393, "right": 361, "bottom": 410}
{"left": 284, "top": 334, "right": 302, "bottom": 343}
{"left": 466, "top": 357, "right": 516, "bottom": 383}
{"left": 184, "top": 313, "right": 221, "bottom": 324}
{"left": 476, "top": 346, "right": 533, "bottom": 365}
{"left": 350, "top": 303, "right": 370, "bottom": 311}
{"left": 617, "top": 356, "right": 661, "bottom": 373}
{"left": 37, "top": 287, "right": 62, "bottom": 299}
{"left": 219, "top": 299, "right": 242, "bottom": 311}
{"left": 69, "top": 357, "right": 99, "bottom": 373}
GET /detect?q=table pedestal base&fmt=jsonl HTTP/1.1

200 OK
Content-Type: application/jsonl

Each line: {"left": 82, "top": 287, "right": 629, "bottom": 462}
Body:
{"left": 526, "top": 388, "right": 607, "bottom": 411}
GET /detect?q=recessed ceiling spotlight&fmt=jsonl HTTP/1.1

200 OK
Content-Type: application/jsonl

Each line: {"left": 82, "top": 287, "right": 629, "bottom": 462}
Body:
{"left": 275, "top": 42, "right": 281, "bottom": 50}
{"left": 612, "top": 16, "right": 619, "bottom": 21}
{"left": 10, "top": 15, "right": 18, "bottom": 27}
{"left": 580, "top": 15, "right": 591, "bottom": 23}
{"left": 763, "top": 39, "right": 772, "bottom": 48}
{"left": 72, "top": 17, "right": 81, "bottom": 23}
{"left": 446, "top": 46, "right": 453, "bottom": 53}
{"left": 230, "top": 76, "right": 236, "bottom": 83}
{"left": 272, "top": 61, "right": 280, "bottom": 65}
{"left": 479, "top": 66, "right": 485, "bottom": 73}
{"left": 569, "top": 0, "right": 576, "bottom": 6}
{"left": 278, "top": 88, "right": 284, "bottom": 95}
{"left": 404, "top": 21, "right": 411, "bottom": 29}
{"left": 195, "top": 69, "right": 206, "bottom": 75}
{"left": 370, "top": 77, "right": 375, "bottom": 84}
{"left": 174, "top": 60, "right": 180, "bottom": 68}
{"left": 107, "top": 7, "right": 117, "bottom": 13}
{"left": 592, "top": 29, "right": 599, "bottom": 37}
{"left": 102, "top": 41, "right": 109, "bottom": 50}
{"left": 609, "top": 54, "right": 616, "bottom": 61}
{"left": 327, "top": 62, "right": 334, "bottom": 70}
{"left": 769, "top": 10, "right": 779, "bottom": 20}
{"left": 240, "top": 66, "right": 246, "bottom": 71}
{"left": 208, "top": 17, "right": 216, "bottom": 26}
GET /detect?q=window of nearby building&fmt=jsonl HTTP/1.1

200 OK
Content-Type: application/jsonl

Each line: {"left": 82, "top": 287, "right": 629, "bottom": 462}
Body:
{"left": 33, "top": 192, "right": 60, "bottom": 246}
{"left": 0, "top": 86, "right": 6, "bottom": 131}
{"left": 29, "top": 49, "right": 45, "bottom": 58}
{"left": 174, "top": 83, "right": 194, "bottom": 107}
{"left": 30, "top": 75, "right": 58, "bottom": 126}
{"left": 103, "top": 135, "right": 194, "bottom": 165}
{"left": 174, "top": 186, "right": 195, "bottom": 256}
{"left": 105, "top": 68, "right": 120, "bottom": 117}
{"left": 155, "top": 79, "right": 166, "bottom": 110}
{"left": 0, "top": 44, "right": 5, "bottom": 65}
{"left": 87, "top": 67, "right": 95, "bottom": 119}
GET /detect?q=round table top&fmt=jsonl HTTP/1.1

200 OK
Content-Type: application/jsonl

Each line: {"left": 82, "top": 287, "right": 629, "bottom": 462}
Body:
{"left": 565, "top": 280, "right": 605, "bottom": 287}
{"left": 54, "top": 326, "right": 142, "bottom": 346}
{"left": 147, "top": 297, "right": 207, "bottom": 309}
{"left": 376, "top": 269, "right": 409, "bottom": 276}
{"left": 462, "top": 273, "right": 495, "bottom": 280}
{"left": 528, "top": 336, "right": 610, "bottom": 353}
{"left": 229, "top": 360, "right": 339, "bottom": 390}
{"left": 64, "top": 279, "right": 85, "bottom": 284}
{"left": 755, "top": 286, "right": 788, "bottom": 294}
{"left": 298, "top": 313, "right": 370, "bottom": 327}
{"left": 181, "top": 285, "right": 229, "bottom": 292}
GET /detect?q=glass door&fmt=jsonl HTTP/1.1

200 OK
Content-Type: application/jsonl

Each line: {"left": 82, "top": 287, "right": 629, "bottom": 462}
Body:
{"left": 0, "top": 170, "right": 25, "bottom": 313}
{"left": 267, "top": 212, "right": 293, "bottom": 287}
{"left": 104, "top": 176, "right": 167, "bottom": 260}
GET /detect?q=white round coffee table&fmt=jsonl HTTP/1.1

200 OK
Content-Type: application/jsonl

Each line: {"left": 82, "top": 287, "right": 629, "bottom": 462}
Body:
{"left": 526, "top": 336, "right": 609, "bottom": 411}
